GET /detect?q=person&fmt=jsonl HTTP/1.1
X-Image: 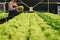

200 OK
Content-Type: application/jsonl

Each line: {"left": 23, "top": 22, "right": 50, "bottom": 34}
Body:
{"left": 8, "top": 0, "right": 20, "bottom": 19}
{"left": 0, "top": 0, "right": 22, "bottom": 24}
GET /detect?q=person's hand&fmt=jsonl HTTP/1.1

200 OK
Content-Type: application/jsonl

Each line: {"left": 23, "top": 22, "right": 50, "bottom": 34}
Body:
{"left": 16, "top": 6, "right": 23, "bottom": 13}
{"left": 15, "top": 6, "right": 20, "bottom": 12}
{"left": 15, "top": 6, "right": 19, "bottom": 10}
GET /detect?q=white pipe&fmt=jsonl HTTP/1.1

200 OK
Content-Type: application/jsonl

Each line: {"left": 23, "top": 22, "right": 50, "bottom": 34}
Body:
{"left": 33, "top": 0, "right": 43, "bottom": 8}
{"left": 19, "top": 0, "right": 29, "bottom": 8}
{"left": 19, "top": 0, "right": 43, "bottom": 11}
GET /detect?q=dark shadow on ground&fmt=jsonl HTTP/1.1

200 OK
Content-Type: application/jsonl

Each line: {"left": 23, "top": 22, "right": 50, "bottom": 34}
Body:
{"left": 0, "top": 13, "right": 21, "bottom": 24}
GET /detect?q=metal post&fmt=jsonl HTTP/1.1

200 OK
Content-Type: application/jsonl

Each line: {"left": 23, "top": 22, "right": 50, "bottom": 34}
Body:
{"left": 57, "top": 3, "right": 60, "bottom": 14}
{"left": 4, "top": 3, "right": 6, "bottom": 12}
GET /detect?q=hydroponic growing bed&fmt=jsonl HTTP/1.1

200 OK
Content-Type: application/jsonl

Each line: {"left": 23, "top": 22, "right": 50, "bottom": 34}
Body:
{"left": 0, "top": 12, "right": 60, "bottom": 40}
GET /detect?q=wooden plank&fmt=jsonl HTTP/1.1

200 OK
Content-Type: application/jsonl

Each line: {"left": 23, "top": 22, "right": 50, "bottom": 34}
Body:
{"left": 6, "top": 2, "right": 58, "bottom": 4}
{"left": 17, "top": 2, "right": 58, "bottom": 4}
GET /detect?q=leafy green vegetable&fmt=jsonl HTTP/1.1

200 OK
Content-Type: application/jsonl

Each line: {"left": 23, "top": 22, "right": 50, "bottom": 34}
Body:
{"left": 0, "top": 12, "right": 8, "bottom": 20}
{"left": 0, "top": 12, "right": 60, "bottom": 40}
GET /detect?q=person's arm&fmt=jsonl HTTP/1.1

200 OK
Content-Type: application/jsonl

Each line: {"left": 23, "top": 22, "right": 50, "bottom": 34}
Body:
{"left": 8, "top": 2, "right": 16, "bottom": 11}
